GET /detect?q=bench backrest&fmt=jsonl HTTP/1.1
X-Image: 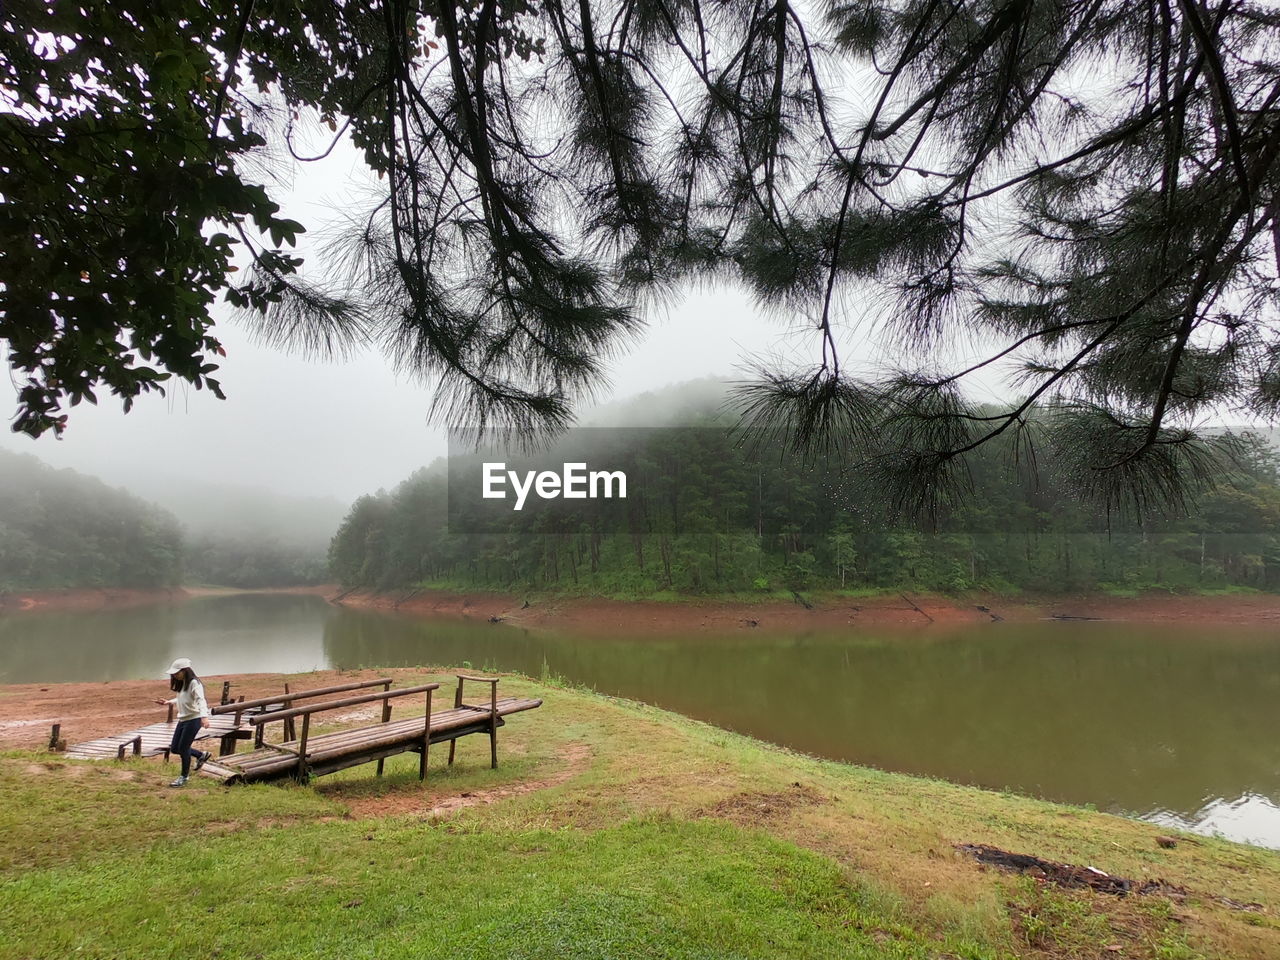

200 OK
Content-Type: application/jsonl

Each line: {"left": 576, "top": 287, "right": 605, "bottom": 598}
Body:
{"left": 249, "top": 683, "right": 441, "bottom": 727}
{"left": 249, "top": 682, "right": 441, "bottom": 765}
{"left": 212, "top": 678, "right": 395, "bottom": 722}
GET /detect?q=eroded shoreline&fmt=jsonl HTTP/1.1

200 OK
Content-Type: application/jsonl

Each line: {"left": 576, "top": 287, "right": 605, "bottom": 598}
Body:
{"left": 331, "top": 586, "right": 1280, "bottom": 632}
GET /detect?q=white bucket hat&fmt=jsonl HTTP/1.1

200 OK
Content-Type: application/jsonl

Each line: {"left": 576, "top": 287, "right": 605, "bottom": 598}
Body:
{"left": 165, "top": 657, "right": 193, "bottom": 675}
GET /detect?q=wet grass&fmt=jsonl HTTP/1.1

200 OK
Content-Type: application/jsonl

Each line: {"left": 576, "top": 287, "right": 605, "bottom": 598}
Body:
{"left": 2, "top": 669, "right": 1279, "bottom": 959}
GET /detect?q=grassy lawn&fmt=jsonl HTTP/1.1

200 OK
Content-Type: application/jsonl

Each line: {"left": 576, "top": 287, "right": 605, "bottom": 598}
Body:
{"left": 2, "top": 671, "right": 1278, "bottom": 959}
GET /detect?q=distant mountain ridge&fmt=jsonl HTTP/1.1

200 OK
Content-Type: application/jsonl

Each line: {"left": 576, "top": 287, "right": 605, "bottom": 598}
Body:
{"left": 0, "top": 449, "right": 183, "bottom": 590}
{"left": 0, "top": 450, "right": 340, "bottom": 589}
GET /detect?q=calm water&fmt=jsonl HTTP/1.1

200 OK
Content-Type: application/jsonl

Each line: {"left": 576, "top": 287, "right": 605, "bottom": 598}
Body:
{"left": 3, "top": 594, "right": 1279, "bottom": 849}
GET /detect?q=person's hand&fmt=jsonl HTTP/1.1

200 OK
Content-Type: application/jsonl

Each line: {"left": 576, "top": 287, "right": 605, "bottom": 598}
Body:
{"left": 153, "top": 699, "right": 168, "bottom": 706}
{"left": 200, "top": 717, "right": 210, "bottom": 728}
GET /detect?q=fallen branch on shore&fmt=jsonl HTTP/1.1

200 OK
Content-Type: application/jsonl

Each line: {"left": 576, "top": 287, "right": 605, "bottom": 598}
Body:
{"left": 901, "top": 593, "right": 934, "bottom": 623}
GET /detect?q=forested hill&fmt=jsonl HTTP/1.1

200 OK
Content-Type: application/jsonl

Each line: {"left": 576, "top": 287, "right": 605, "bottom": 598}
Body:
{"left": 0, "top": 449, "right": 183, "bottom": 590}
{"left": 0, "top": 451, "right": 338, "bottom": 591}
{"left": 331, "top": 389, "right": 1280, "bottom": 598}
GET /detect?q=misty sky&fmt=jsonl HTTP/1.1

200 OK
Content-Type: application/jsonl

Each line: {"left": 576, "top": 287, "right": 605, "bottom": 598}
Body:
{"left": 3, "top": 285, "right": 806, "bottom": 504}
{"left": 1, "top": 132, "right": 810, "bottom": 505}
{"left": 0, "top": 136, "right": 1016, "bottom": 507}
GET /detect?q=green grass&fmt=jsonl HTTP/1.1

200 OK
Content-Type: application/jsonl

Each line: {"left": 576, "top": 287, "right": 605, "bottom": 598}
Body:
{"left": 1, "top": 817, "right": 983, "bottom": 960}
{"left": 1187, "top": 584, "right": 1262, "bottom": 597}
{"left": 3, "top": 670, "right": 1279, "bottom": 960}
{"left": 0, "top": 755, "right": 332, "bottom": 873}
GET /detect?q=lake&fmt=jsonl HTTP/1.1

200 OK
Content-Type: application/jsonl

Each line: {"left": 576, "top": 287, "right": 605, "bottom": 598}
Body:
{"left": 2, "top": 592, "right": 1278, "bottom": 849}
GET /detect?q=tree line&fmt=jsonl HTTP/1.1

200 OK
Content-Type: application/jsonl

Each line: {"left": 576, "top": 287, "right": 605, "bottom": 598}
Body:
{"left": 7, "top": 2, "right": 1280, "bottom": 530}
{"left": 0, "top": 450, "right": 328, "bottom": 591}
{"left": 330, "top": 415, "right": 1280, "bottom": 598}
{"left": 0, "top": 450, "right": 182, "bottom": 590}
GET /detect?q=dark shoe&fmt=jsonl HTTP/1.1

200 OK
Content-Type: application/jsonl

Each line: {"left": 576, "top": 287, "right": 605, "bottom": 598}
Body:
{"left": 194, "top": 751, "right": 211, "bottom": 772}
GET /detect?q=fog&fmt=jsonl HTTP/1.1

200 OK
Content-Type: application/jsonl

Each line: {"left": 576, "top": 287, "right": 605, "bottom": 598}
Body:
{"left": 0, "top": 137, "right": 1017, "bottom": 509}
{"left": 1, "top": 285, "right": 811, "bottom": 504}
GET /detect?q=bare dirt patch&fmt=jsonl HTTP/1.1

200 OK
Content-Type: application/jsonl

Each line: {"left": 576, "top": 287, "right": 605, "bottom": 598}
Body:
{"left": 326, "top": 707, "right": 380, "bottom": 725}
{"left": 703, "top": 782, "right": 829, "bottom": 827}
{"left": 334, "top": 740, "right": 592, "bottom": 819}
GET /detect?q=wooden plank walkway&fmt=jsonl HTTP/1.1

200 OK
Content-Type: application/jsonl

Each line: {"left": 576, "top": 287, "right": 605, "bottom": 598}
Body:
{"left": 202, "top": 696, "right": 542, "bottom": 784}
{"left": 65, "top": 715, "right": 244, "bottom": 762}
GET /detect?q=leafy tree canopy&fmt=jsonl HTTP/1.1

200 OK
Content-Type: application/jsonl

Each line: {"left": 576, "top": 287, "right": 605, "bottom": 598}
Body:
{"left": 4, "top": 0, "right": 1280, "bottom": 516}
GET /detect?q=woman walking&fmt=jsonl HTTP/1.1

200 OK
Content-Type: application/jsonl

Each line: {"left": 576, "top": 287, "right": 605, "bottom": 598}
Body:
{"left": 154, "top": 657, "right": 212, "bottom": 787}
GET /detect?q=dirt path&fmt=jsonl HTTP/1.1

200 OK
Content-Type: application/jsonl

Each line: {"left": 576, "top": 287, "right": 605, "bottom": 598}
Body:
{"left": 332, "top": 740, "right": 593, "bottom": 819}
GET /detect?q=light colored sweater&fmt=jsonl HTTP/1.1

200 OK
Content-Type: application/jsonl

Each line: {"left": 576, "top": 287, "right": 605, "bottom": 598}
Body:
{"left": 168, "top": 679, "right": 211, "bottom": 721}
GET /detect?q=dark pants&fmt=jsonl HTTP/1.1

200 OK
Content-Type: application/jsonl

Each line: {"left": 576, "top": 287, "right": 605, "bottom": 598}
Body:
{"left": 170, "top": 717, "right": 205, "bottom": 776}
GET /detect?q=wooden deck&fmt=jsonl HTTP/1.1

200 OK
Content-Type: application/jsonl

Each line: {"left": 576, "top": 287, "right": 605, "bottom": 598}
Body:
{"left": 65, "top": 715, "right": 244, "bottom": 761}
{"left": 58, "top": 676, "right": 543, "bottom": 784}
{"left": 202, "top": 696, "right": 543, "bottom": 784}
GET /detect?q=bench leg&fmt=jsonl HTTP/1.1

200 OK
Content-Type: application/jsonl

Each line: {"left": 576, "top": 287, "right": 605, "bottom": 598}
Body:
{"left": 447, "top": 740, "right": 456, "bottom": 766}
{"left": 376, "top": 758, "right": 385, "bottom": 777}
{"left": 419, "top": 740, "right": 429, "bottom": 781}
{"left": 490, "top": 726, "right": 498, "bottom": 770}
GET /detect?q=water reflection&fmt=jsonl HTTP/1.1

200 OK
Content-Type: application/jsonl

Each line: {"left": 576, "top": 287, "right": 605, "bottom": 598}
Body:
{"left": 3, "top": 594, "right": 1279, "bottom": 848}
{"left": 0, "top": 594, "right": 330, "bottom": 682}
{"left": 1147, "top": 794, "right": 1280, "bottom": 849}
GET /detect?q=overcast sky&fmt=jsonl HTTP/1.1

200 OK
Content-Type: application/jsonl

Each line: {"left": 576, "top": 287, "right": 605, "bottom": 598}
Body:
{"left": 2, "top": 283, "right": 809, "bottom": 503}
{"left": 1, "top": 141, "right": 818, "bottom": 504}
{"left": 0, "top": 136, "right": 1018, "bottom": 506}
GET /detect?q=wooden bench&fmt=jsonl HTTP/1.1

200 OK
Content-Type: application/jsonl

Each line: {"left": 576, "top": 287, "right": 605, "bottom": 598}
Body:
{"left": 63, "top": 678, "right": 394, "bottom": 763}
{"left": 208, "top": 677, "right": 396, "bottom": 754}
{"left": 200, "top": 676, "right": 542, "bottom": 785}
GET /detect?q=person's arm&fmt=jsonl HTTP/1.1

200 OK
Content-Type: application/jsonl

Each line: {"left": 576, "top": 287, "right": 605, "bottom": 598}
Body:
{"left": 193, "top": 681, "right": 211, "bottom": 726}
{"left": 153, "top": 696, "right": 175, "bottom": 706}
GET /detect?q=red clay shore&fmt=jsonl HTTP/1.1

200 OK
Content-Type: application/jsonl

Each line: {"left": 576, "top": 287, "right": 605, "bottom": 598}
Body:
{"left": 0, "top": 667, "right": 412, "bottom": 752}
{"left": 5, "top": 582, "right": 1279, "bottom": 629}
{"left": 331, "top": 587, "right": 1280, "bottom": 632}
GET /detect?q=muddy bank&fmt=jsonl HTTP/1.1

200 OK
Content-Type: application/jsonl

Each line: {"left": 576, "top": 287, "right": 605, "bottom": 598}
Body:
{"left": 331, "top": 587, "right": 1280, "bottom": 632}
{"left": 9, "top": 582, "right": 1278, "bottom": 629}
